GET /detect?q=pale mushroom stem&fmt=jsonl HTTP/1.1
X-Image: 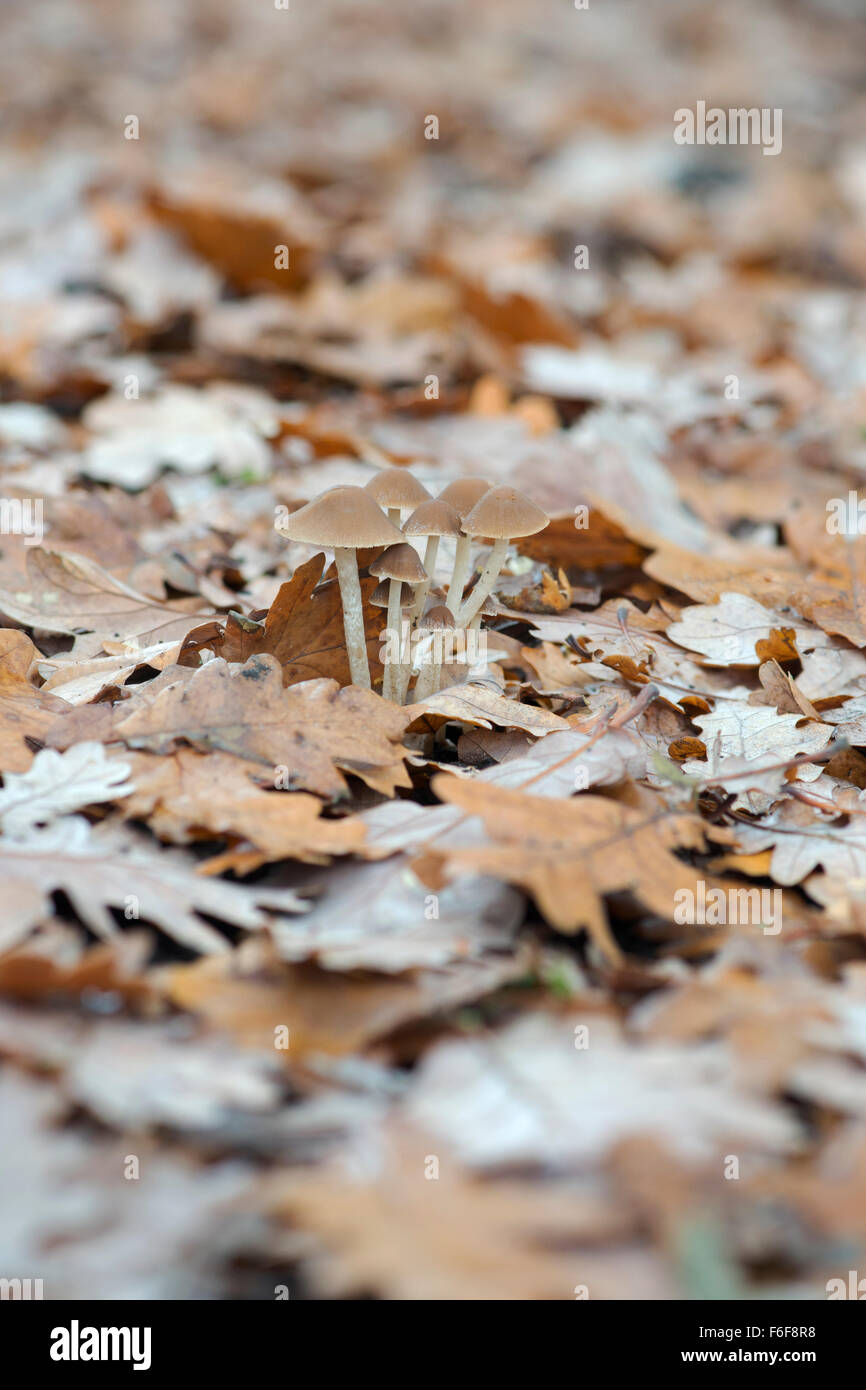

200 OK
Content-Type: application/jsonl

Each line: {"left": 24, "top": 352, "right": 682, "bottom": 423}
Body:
{"left": 413, "top": 635, "right": 443, "bottom": 703}
{"left": 333, "top": 546, "right": 370, "bottom": 688}
{"left": 409, "top": 534, "right": 439, "bottom": 623}
{"left": 387, "top": 507, "right": 402, "bottom": 526}
{"left": 445, "top": 534, "right": 472, "bottom": 615}
{"left": 456, "top": 538, "right": 508, "bottom": 627}
{"left": 396, "top": 591, "right": 420, "bottom": 704}
{"left": 383, "top": 577, "right": 403, "bottom": 701}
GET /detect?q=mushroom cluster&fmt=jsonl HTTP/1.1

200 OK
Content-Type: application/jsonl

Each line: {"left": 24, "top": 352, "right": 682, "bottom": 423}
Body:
{"left": 282, "top": 470, "right": 547, "bottom": 702}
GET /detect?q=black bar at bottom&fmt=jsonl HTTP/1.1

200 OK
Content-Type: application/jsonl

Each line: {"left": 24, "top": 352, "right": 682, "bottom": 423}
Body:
{"left": 0, "top": 1298, "right": 858, "bottom": 1374}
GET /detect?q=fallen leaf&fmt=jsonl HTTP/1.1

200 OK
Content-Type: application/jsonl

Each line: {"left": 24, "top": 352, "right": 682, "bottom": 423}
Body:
{"left": 112, "top": 654, "right": 412, "bottom": 798}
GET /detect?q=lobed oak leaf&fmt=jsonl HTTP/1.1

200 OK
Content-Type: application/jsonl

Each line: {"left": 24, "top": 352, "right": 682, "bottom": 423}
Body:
{"left": 216, "top": 553, "right": 386, "bottom": 688}
{"left": 118, "top": 748, "right": 366, "bottom": 864}
{"left": 0, "top": 549, "right": 212, "bottom": 660}
{"left": 0, "top": 821, "right": 307, "bottom": 955}
{"left": 111, "top": 654, "right": 412, "bottom": 799}
{"left": 419, "top": 774, "right": 722, "bottom": 960}
{"left": 0, "top": 742, "right": 134, "bottom": 837}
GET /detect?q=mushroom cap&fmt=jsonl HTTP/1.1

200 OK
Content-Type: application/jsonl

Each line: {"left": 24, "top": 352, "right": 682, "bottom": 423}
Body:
{"left": 368, "top": 542, "right": 427, "bottom": 583}
{"left": 419, "top": 604, "right": 455, "bottom": 630}
{"left": 282, "top": 486, "right": 404, "bottom": 548}
{"left": 437, "top": 477, "right": 491, "bottom": 522}
{"left": 462, "top": 485, "right": 548, "bottom": 539}
{"left": 365, "top": 468, "right": 431, "bottom": 510}
{"left": 370, "top": 578, "right": 414, "bottom": 607}
{"left": 402, "top": 498, "right": 462, "bottom": 538}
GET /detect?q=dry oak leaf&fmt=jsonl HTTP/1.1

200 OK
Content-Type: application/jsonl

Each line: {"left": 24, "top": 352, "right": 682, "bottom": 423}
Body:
{"left": 112, "top": 654, "right": 412, "bottom": 799}
{"left": 216, "top": 553, "right": 386, "bottom": 689}
{"left": 267, "top": 1120, "right": 641, "bottom": 1301}
{"left": 405, "top": 1015, "right": 799, "bottom": 1171}
{"left": 268, "top": 856, "right": 522, "bottom": 972}
{"left": 795, "top": 538, "right": 866, "bottom": 648}
{"left": 419, "top": 776, "right": 720, "bottom": 961}
{"left": 0, "top": 629, "right": 71, "bottom": 773}
{"left": 733, "top": 787, "right": 866, "bottom": 889}
{"left": 36, "top": 639, "right": 183, "bottom": 706}
{"left": 0, "top": 821, "right": 307, "bottom": 955}
{"left": 409, "top": 683, "right": 569, "bottom": 735}
{"left": 643, "top": 544, "right": 805, "bottom": 609}
{"left": 119, "top": 748, "right": 366, "bottom": 864}
{"left": 167, "top": 946, "right": 529, "bottom": 1059}
{"left": 0, "top": 743, "right": 134, "bottom": 837}
{"left": 680, "top": 702, "right": 831, "bottom": 810}
{"left": 0, "top": 928, "right": 155, "bottom": 1008}
{"left": 149, "top": 165, "right": 321, "bottom": 293}
{"left": 667, "top": 591, "right": 834, "bottom": 668}
{"left": 0, "top": 549, "right": 212, "bottom": 660}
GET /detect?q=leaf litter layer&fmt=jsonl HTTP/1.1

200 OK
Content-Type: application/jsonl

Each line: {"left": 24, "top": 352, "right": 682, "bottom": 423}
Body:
{"left": 3, "top": 0, "right": 866, "bottom": 1301}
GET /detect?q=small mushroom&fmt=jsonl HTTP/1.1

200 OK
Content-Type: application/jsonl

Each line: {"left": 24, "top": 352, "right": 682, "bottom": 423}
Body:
{"left": 369, "top": 579, "right": 414, "bottom": 608}
{"left": 365, "top": 468, "right": 431, "bottom": 525}
{"left": 281, "top": 485, "right": 403, "bottom": 689}
{"left": 455, "top": 486, "right": 548, "bottom": 627}
{"left": 369, "top": 542, "right": 427, "bottom": 702}
{"left": 412, "top": 604, "right": 455, "bottom": 703}
{"left": 401, "top": 497, "right": 462, "bottom": 622}
{"left": 436, "top": 477, "right": 492, "bottom": 615}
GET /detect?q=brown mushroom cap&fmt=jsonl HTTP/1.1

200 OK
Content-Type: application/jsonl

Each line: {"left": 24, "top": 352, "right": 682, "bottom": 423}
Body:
{"left": 462, "top": 485, "right": 548, "bottom": 539}
{"left": 370, "top": 578, "right": 414, "bottom": 607}
{"left": 282, "top": 486, "right": 404, "bottom": 548}
{"left": 402, "top": 498, "right": 462, "bottom": 538}
{"left": 419, "top": 604, "right": 455, "bottom": 630}
{"left": 365, "top": 468, "right": 431, "bottom": 511}
{"left": 437, "top": 477, "right": 491, "bottom": 522}
{"left": 368, "top": 542, "right": 427, "bottom": 583}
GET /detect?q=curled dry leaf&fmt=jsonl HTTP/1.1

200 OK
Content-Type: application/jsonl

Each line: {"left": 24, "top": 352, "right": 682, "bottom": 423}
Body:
{"left": 118, "top": 748, "right": 366, "bottom": 864}
{"left": 0, "top": 549, "right": 212, "bottom": 660}
{"left": 410, "top": 683, "right": 568, "bottom": 735}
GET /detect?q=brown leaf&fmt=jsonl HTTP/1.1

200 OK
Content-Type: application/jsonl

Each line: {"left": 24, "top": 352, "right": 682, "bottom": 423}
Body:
{"left": 0, "top": 629, "right": 71, "bottom": 773}
{"left": 419, "top": 775, "right": 725, "bottom": 960}
{"left": 112, "top": 654, "right": 412, "bottom": 798}
{"left": 0, "top": 549, "right": 211, "bottom": 660}
{"left": 218, "top": 553, "right": 386, "bottom": 688}
{"left": 120, "top": 748, "right": 367, "bottom": 863}
{"left": 167, "top": 947, "right": 528, "bottom": 1058}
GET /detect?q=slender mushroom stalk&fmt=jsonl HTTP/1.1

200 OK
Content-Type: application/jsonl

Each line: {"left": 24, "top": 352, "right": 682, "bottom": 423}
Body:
{"left": 402, "top": 498, "right": 462, "bottom": 624}
{"left": 333, "top": 546, "right": 370, "bottom": 687}
{"left": 454, "top": 486, "right": 549, "bottom": 628}
{"left": 280, "top": 485, "right": 403, "bottom": 690}
{"left": 414, "top": 534, "right": 439, "bottom": 619}
{"left": 445, "top": 533, "right": 472, "bottom": 617}
{"left": 435, "top": 478, "right": 492, "bottom": 616}
{"left": 413, "top": 606, "right": 455, "bottom": 703}
{"left": 369, "top": 543, "right": 427, "bottom": 703}
{"left": 455, "top": 538, "right": 509, "bottom": 628}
